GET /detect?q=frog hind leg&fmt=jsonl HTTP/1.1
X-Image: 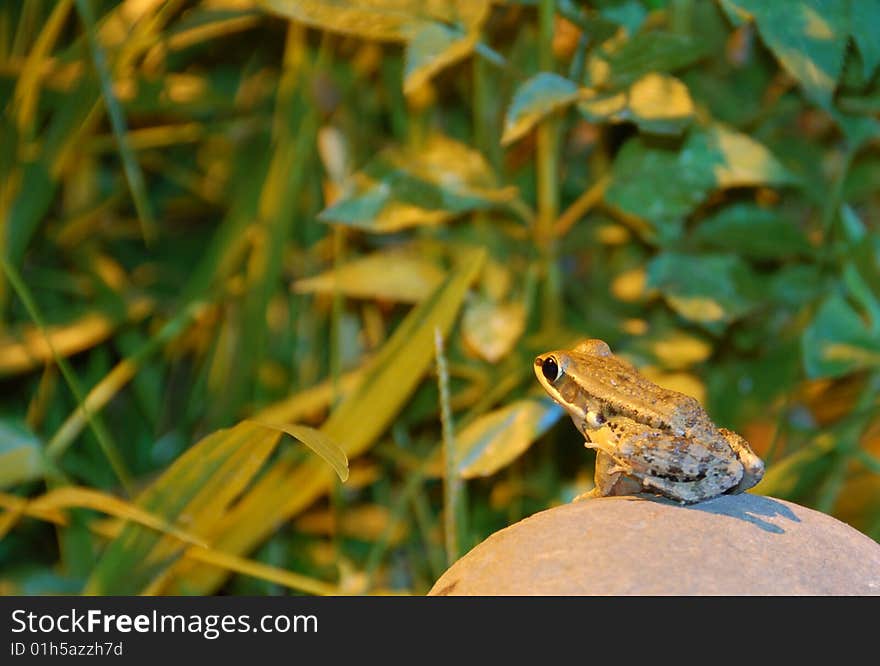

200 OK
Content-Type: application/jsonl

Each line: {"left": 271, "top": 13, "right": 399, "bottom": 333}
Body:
{"left": 719, "top": 428, "right": 765, "bottom": 494}
{"left": 607, "top": 423, "right": 745, "bottom": 504}
{"left": 639, "top": 474, "right": 736, "bottom": 505}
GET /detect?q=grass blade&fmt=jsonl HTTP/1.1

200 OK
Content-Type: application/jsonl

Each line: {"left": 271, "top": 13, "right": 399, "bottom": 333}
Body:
{"left": 0, "top": 256, "right": 133, "bottom": 491}
{"left": 0, "top": 487, "right": 205, "bottom": 547}
{"left": 247, "top": 420, "right": 349, "bottom": 482}
{"left": 84, "top": 421, "right": 281, "bottom": 594}
{"left": 159, "top": 248, "right": 485, "bottom": 593}
{"left": 74, "top": 0, "right": 157, "bottom": 244}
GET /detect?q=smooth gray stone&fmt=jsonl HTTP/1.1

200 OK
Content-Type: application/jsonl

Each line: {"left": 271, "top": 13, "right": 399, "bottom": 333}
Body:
{"left": 429, "top": 494, "right": 880, "bottom": 595}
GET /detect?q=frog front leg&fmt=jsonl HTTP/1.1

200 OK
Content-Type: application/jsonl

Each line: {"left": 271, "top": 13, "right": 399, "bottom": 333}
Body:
{"left": 574, "top": 451, "right": 643, "bottom": 501}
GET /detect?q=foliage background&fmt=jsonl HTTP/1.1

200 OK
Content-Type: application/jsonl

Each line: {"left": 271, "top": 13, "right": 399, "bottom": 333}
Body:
{"left": 1, "top": 0, "right": 879, "bottom": 595}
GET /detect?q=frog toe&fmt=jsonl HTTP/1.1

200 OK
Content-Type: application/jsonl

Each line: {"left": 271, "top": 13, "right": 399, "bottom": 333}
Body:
{"left": 719, "top": 428, "right": 765, "bottom": 492}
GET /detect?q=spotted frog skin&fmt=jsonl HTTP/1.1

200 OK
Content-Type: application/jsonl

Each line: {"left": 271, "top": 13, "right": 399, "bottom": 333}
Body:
{"left": 534, "top": 339, "right": 764, "bottom": 504}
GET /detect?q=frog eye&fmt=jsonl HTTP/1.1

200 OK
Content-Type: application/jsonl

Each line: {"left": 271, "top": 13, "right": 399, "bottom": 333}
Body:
{"left": 586, "top": 410, "right": 605, "bottom": 428}
{"left": 540, "top": 356, "right": 563, "bottom": 382}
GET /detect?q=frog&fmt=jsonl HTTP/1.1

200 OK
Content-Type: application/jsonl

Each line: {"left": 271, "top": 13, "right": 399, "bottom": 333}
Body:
{"left": 533, "top": 338, "right": 764, "bottom": 504}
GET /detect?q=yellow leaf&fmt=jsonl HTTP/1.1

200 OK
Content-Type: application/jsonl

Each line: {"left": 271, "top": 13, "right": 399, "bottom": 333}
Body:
{"left": 462, "top": 297, "right": 526, "bottom": 363}
{"left": 293, "top": 250, "right": 444, "bottom": 303}
{"left": 708, "top": 124, "right": 794, "bottom": 187}
{"left": 578, "top": 90, "right": 627, "bottom": 117}
{"left": 628, "top": 72, "right": 694, "bottom": 127}
{"left": 254, "top": 368, "right": 364, "bottom": 425}
{"left": 621, "top": 318, "right": 648, "bottom": 336}
{"left": 0, "top": 487, "right": 206, "bottom": 546}
{"left": 596, "top": 223, "right": 631, "bottom": 245}
{"left": 259, "top": 0, "right": 486, "bottom": 42}
{"left": 0, "top": 298, "right": 151, "bottom": 377}
{"left": 579, "top": 74, "right": 694, "bottom": 135}
{"left": 651, "top": 332, "right": 713, "bottom": 369}
{"left": 666, "top": 295, "right": 726, "bottom": 323}
{"left": 456, "top": 397, "right": 563, "bottom": 479}
{"left": 639, "top": 366, "right": 707, "bottom": 405}
{"left": 611, "top": 267, "right": 647, "bottom": 302}
{"left": 295, "top": 504, "right": 406, "bottom": 543}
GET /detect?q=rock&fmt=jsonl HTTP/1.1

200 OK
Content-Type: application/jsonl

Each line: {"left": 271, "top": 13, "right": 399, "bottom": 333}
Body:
{"left": 428, "top": 494, "right": 880, "bottom": 595}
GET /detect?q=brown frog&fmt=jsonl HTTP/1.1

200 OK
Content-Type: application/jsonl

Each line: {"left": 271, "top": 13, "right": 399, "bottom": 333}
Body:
{"left": 534, "top": 339, "right": 764, "bottom": 504}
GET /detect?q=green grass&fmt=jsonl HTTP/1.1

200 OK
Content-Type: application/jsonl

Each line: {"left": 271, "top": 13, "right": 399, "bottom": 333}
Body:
{"left": 1, "top": 0, "right": 879, "bottom": 596}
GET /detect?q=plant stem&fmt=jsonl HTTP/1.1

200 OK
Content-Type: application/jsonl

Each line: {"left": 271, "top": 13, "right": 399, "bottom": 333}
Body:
{"left": 330, "top": 226, "right": 345, "bottom": 408}
{"left": 434, "top": 327, "right": 459, "bottom": 566}
{"left": 554, "top": 174, "right": 609, "bottom": 237}
{"left": 537, "top": 0, "right": 561, "bottom": 329}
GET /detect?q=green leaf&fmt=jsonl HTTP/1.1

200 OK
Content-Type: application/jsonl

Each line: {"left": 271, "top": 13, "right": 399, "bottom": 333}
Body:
{"left": 85, "top": 421, "right": 282, "bottom": 594}
{"left": 320, "top": 134, "right": 521, "bottom": 232}
{"left": 590, "top": 31, "right": 709, "bottom": 88}
{"left": 685, "top": 124, "right": 796, "bottom": 189}
{"left": 247, "top": 421, "right": 349, "bottom": 482}
{"left": 456, "top": 397, "right": 563, "bottom": 479}
{"left": 682, "top": 59, "right": 771, "bottom": 127}
{"left": 840, "top": 204, "right": 867, "bottom": 243}
{"left": 557, "top": 0, "right": 620, "bottom": 43}
{"left": 605, "top": 136, "right": 713, "bottom": 240}
{"left": 849, "top": 0, "right": 880, "bottom": 79}
{"left": 830, "top": 109, "right": 880, "bottom": 150}
{"left": 0, "top": 420, "right": 46, "bottom": 489}
{"left": 647, "top": 252, "right": 762, "bottom": 326}
{"left": 840, "top": 209, "right": 880, "bottom": 319}
{"left": 770, "top": 264, "right": 826, "bottom": 308}
{"left": 501, "top": 72, "right": 582, "bottom": 146}
{"left": 843, "top": 263, "right": 880, "bottom": 333}
{"left": 258, "top": 0, "right": 487, "bottom": 42}
{"left": 605, "top": 125, "right": 794, "bottom": 240}
{"left": 579, "top": 72, "right": 695, "bottom": 136}
{"left": 293, "top": 249, "right": 444, "bottom": 303}
{"left": 720, "top": 0, "right": 848, "bottom": 109}
{"left": 802, "top": 295, "right": 880, "bottom": 378}
{"left": 693, "top": 203, "right": 812, "bottom": 259}
{"left": 599, "top": 0, "right": 647, "bottom": 35}
{"left": 403, "top": 18, "right": 484, "bottom": 96}
{"left": 706, "top": 343, "right": 801, "bottom": 427}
